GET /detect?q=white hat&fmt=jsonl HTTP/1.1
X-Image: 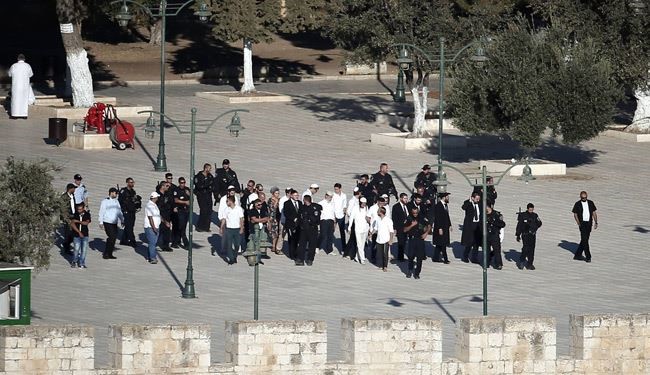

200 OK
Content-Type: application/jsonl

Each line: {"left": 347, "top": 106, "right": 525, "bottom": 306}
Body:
{"left": 360, "top": 197, "right": 367, "bottom": 203}
{"left": 227, "top": 185, "right": 235, "bottom": 190}
{"left": 353, "top": 187, "right": 360, "bottom": 192}
{"left": 325, "top": 191, "right": 333, "bottom": 196}
{"left": 381, "top": 194, "right": 389, "bottom": 198}
{"left": 150, "top": 192, "right": 160, "bottom": 199}
{"left": 310, "top": 183, "right": 319, "bottom": 189}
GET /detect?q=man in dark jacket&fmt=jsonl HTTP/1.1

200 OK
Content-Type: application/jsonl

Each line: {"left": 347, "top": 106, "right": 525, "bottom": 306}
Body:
{"left": 461, "top": 192, "right": 482, "bottom": 263}
{"left": 571, "top": 191, "right": 597, "bottom": 262}
{"left": 118, "top": 177, "right": 140, "bottom": 248}
{"left": 297, "top": 195, "right": 322, "bottom": 266}
{"left": 156, "top": 181, "right": 174, "bottom": 251}
{"left": 486, "top": 204, "right": 506, "bottom": 269}
{"left": 516, "top": 203, "right": 542, "bottom": 270}
{"left": 213, "top": 158, "right": 241, "bottom": 201}
{"left": 391, "top": 193, "right": 410, "bottom": 262}
{"left": 283, "top": 189, "right": 302, "bottom": 261}
{"left": 194, "top": 163, "right": 214, "bottom": 232}
{"left": 432, "top": 192, "right": 452, "bottom": 264}
{"left": 371, "top": 163, "right": 399, "bottom": 200}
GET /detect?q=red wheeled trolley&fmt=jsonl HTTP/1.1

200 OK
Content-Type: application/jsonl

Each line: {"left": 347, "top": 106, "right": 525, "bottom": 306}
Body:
{"left": 106, "top": 105, "right": 136, "bottom": 150}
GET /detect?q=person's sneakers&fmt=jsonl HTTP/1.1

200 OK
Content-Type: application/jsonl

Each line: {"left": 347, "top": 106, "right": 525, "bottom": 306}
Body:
{"left": 525, "top": 264, "right": 536, "bottom": 270}
{"left": 149, "top": 259, "right": 158, "bottom": 264}
{"left": 119, "top": 241, "right": 129, "bottom": 246}
{"left": 80, "top": 265, "right": 87, "bottom": 269}
{"left": 360, "top": 260, "right": 366, "bottom": 265}
{"left": 342, "top": 255, "right": 349, "bottom": 259}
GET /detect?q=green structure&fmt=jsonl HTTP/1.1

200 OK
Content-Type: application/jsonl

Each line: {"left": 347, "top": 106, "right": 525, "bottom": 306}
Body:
{"left": 0, "top": 264, "right": 32, "bottom": 325}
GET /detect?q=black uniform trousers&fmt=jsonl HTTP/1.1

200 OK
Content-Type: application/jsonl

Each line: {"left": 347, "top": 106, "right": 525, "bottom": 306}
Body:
{"left": 343, "top": 223, "right": 357, "bottom": 259}
{"left": 196, "top": 192, "right": 212, "bottom": 231}
{"left": 120, "top": 212, "right": 136, "bottom": 246}
{"left": 462, "top": 225, "right": 481, "bottom": 262}
{"left": 287, "top": 227, "right": 301, "bottom": 260}
{"left": 62, "top": 223, "right": 74, "bottom": 252}
{"left": 103, "top": 223, "right": 118, "bottom": 257}
{"left": 336, "top": 218, "right": 346, "bottom": 252}
{"left": 319, "top": 219, "right": 334, "bottom": 253}
{"left": 298, "top": 225, "right": 319, "bottom": 262}
{"left": 576, "top": 221, "right": 592, "bottom": 260}
{"left": 433, "top": 245, "right": 449, "bottom": 262}
{"left": 396, "top": 231, "right": 407, "bottom": 261}
{"left": 173, "top": 210, "right": 189, "bottom": 247}
{"left": 408, "top": 237, "right": 425, "bottom": 277}
{"left": 487, "top": 236, "right": 503, "bottom": 268}
{"left": 369, "top": 233, "right": 377, "bottom": 262}
{"left": 158, "top": 221, "right": 172, "bottom": 249}
{"left": 521, "top": 233, "right": 536, "bottom": 266}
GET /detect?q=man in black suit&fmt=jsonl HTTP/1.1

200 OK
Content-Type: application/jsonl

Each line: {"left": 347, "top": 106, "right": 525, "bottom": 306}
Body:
{"left": 391, "top": 193, "right": 410, "bottom": 262}
{"left": 432, "top": 192, "right": 452, "bottom": 264}
{"left": 283, "top": 189, "right": 302, "bottom": 261}
{"left": 461, "top": 192, "right": 482, "bottom": 263}
{"left": 571, "top": 191, "right": 598, "bottom": 262}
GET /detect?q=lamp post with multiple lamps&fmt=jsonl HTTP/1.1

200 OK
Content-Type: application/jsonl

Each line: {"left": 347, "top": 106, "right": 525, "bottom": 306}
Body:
{"left": 430, "top": 160, "right": 535, "bottom": 316}
{"left": 392, "top": 38, "right": 488, "bottom": 193}
{"left": 141, "top": 108, "right": 249, "bottom": 299}
{"left": 113, "top": 0, "right": 212, "bottom": 172}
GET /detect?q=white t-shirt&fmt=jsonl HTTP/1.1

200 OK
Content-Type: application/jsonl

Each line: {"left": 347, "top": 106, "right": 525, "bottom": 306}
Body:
{"left": 218, "top": 195, "right": 240, "bottom": 219}
{"left": 319, "top": 199, "right": 335, "bottom": 221}
{"left": 581, "top": 201, "right": 590, "bottom": 222}
{"left": 374, "top": 216, "right": 395, "bottom": 244}
{"left": 349, "top": 206, "right": 369, "bottom": 233}
{"left": 144, "top": 200, "right": 161, "bottom": 229}
{"left": 224, "top": 206, "right": 244, "bottom": 229}
{"left": 332, "top": 192, "right": 347, "bottom": 219}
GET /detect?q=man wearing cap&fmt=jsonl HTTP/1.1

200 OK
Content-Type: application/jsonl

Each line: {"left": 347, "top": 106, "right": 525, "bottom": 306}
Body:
{"left": 119, "top": 177, "right": 140, "bottom": 248}
{"left": 392, "top": 193, "right": 410, "bottom": 262}
{"left": 318, "top": 192, "right": 336, "bottom": 255}
{"left": 371, "top": 163, "right": 399, "bottom": 201}
{"left": 297, "top": 195, "right": 322, "bottom": 266}
{"left": 516, "top": 203, "right": 542, "bottom": 270}
{"left": 98, "top": 187, "right": 124, "bottom": 259}
{"left": 144, "top": 192, "right": 162, "bottom": 264}
{"left": 214, "top": 159, "right": 241, "bottom": 201}
{"left": 432, "top": 192, "right": 452, "bottom": 264}
{"left": 60, "top": 183, "right": 77, "bottom": 254}
{"left": 194, "top": 163, "right": 214, "bottom": 232}
{"left": 332, "top": 183, "right": 348, "bottom": 253}
{"left": 72, "top": 174, "right": 89, "bottom": 210}
{"left": 283, "top": 189, "right": 302, "bottom": 261}
{"left": 404, "top": 207, "right": 431, "bottom": 279}
{"left": 415, "top": 164, "right": 437, "bottom": 200}
{"left": 302, "top": 184, "right": 319, "bottom": 200}
{"left": 172, "top": 177, "right": 191, "bottom": 249}
{"left": 348, "top": 197, "right": 370, "bottom": 264}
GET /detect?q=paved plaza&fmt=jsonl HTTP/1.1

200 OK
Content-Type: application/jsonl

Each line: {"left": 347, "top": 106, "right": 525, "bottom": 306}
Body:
{"left": 1, "top": 80, "right": 649, "bottom": 367}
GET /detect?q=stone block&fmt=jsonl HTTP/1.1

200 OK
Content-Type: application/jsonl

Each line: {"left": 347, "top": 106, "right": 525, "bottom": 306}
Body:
{"left": 371, "top": 132, "right": 467, "bottom": 151}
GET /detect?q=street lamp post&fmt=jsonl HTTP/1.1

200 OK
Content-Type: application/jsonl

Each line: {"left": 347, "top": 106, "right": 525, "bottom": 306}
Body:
{"left": 430, "top": 160, "right": 535, "bottom": 315}
{"left": 113, "top": 0, "right": 211, "bottom": 172}
{"left": 392, "top": 38, "right": 488, "bottom": 193}
{"left": 139, "top": 108, "right": 249, "bottom": 298}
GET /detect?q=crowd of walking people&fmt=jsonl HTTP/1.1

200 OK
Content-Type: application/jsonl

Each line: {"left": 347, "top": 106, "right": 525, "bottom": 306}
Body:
{"left": 59, "top": 160, "right": 598, "bottom": 279}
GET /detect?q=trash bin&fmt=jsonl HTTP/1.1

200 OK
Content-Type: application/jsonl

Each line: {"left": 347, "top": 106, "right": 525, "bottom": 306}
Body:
{"left": 48, "top": 118, "right": 67, "bottom": 146}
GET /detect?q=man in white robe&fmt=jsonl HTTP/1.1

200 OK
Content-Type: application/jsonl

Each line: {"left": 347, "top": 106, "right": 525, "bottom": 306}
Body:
{"left": 8, "top": 54, "right": 35, "bottom": 118}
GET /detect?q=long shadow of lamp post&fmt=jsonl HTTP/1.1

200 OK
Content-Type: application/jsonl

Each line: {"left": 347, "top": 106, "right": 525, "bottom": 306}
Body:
{"left": 112, "top": 0, "right": 212, "bottom": 172}
{"left": 430, "top": 160, "right": 535, "bottom": 316}
{"left": 140, "top": 107, "right": 250, "bottom": 299}
{"left": 392, "top": 38, "right": 488, "bottom": 193}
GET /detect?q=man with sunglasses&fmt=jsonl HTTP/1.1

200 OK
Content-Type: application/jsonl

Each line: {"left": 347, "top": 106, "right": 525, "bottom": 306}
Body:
{"left": 572, "top": 191, "right": 598, "bottom": 262}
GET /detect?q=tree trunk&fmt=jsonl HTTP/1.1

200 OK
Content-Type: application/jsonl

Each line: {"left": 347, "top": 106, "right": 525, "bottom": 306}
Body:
{"left": 149, "top": 19, "right": 162, "bottom": 46}
{"left": 411, "top": 86, "right": 428, "bottom": 138}
{"left": 241, "top": 38, "right": 256, "bottom": 93}
{"left": 60, "top": 24, "right": 95, "bottom": 107}
{"left": 627, "top": 88, "right": 650, "bottom": 133}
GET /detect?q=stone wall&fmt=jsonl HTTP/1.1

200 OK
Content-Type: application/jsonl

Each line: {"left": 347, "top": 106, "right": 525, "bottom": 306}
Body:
{"left": 0, "top": 313, "right": 648, "bottom": 374}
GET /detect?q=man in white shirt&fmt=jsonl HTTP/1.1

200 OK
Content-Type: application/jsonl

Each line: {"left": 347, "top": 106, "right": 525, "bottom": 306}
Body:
{"left": 98, "top": 187, "right": 124, "bottom": 260}
{"left": 221, "top": 196, "right": 244, "bottom": 264}
{"left": 348, "top": 197, "right": 370, "bottom": 264}
{"left": 318, "top": 192, "right": 336, "bottom": 255}
{"left": 144, "top": 192, "right": 162, "bottom": 264}
{"left": 73, "top": 174, "right": 89, "bottom": 210}
{"left": 366, "top": 197, "right": 387, "bottom": 264}
{"left": 332, "top": 183, "right": 348, "bottom": 254}
{"left": 302, "top": 183, "right": 319, "bottom": 200}
{"left": 218, "top": 185, "right": 240, "bottom": 221}
{"left": 371, "top": 207, "right": 394, "bottom": 271}
{"left": 8, "top": 54, "right": 34, "bottom": 119}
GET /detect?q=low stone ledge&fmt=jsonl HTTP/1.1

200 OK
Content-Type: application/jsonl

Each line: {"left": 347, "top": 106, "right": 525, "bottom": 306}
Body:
{"left": 371, "top": 132, "right": 467, "bottom": 151}
{"left": 479, "top": 159, "right": 566, "bottom": 176}
{"left": 375, "top": 112, "right": 456, "bottom": 134}
{"left": 602, "top": 129, "right": 650, "bottom": 142}
{"left": 64, "top": 133, "right": 113, "bottom": 150}
{"left": 195, "top": 91, "right": 291, "bottom": 104}
{"left": 30, "top": 104, "right": 152, "bottom": 121}
{"left": 343, "top": 62, "right": 387, "bottom": 75}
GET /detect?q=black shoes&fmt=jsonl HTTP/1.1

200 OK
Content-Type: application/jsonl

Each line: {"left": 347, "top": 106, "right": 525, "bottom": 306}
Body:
{"left": 406, "top": 271, "right": 412, "bottom": 278}
{"left": 306, "top": 261, "right": 313, "bottom": 266}
{"left": 461, "top": 258, "right": 469, "bottom": 263}
{"left": 525, "top": 264, "right": 536, "bottom": 270}
{"left": 261, "top": 254, "right": 271, "bottom": 260}
{"left": 414, "top": 274, "right": 420, "bottom": 279}
{"left": 494, "top": 265, "right": 503, "bottom": 270}
{"left": 295, "top": 261, "right": 305, "bottom": 266}
{"left": 585, "top": 258, "right": 592, "bottom": 263}
{"left": 573, "top": 255, "right": 585, "bottom": 261}
{"left": 171, "top": 243, "right": 180, "bottom": 249}
{"left": 443, "top": 260, "right": 450, "bottom": 264}
{"left": 517, "top": 262, "right": 525, "bottom": 270}
{"left": 103, "top": 255, "right": 117, "bottom": 259}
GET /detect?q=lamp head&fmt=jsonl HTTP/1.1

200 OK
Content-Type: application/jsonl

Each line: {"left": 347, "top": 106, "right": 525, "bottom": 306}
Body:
{"left": 116, "top": 2, "right": 133, "bottom": 28}
{"left": 518, "top": 163, "right": 536, "bottom": 184}
{"left": 396, "top": 47, "right": 413, "bottom": 72}
{"left": 195, "top": 2, "right": 211, "bottom": 22}
{"left": 226, "top": 112, "right": 245, "bottom": 137}
{"left": 433, "top": 169, "right": 449, "bottom": 193}
{"left": 470, "top": 46, "right": 488, "bottom": 64}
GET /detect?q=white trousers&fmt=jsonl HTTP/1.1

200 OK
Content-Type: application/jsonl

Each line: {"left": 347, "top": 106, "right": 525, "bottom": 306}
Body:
{"left": 355, "top": 230, "right": 368, "bottom": 262}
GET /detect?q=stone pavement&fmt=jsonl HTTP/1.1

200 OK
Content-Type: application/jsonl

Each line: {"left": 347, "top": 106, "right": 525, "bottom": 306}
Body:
{"left": 0, "top": 80, "right": 649, "bottom": 367}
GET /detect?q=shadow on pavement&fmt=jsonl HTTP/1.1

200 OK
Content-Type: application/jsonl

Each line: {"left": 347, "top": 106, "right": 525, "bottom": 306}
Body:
{"left": 557, "top": 240, "right": 578, "bottom": 255}
{"left": 157, "top": 253, "right": 183, "bottom": 291}
{"left": 380, "top": 294, "right": 482, "bottom": 323}
{"left": 291, "top": 94, "right": 398, "bottom": 122}
{"left": 503, "top": 249, "right": 522, "bottom": 264}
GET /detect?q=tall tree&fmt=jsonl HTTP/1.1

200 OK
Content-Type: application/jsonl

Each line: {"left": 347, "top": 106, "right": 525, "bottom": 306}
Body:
{"left": 0, "top": 158, "right": 62, "bottom": 270}
{"left": 209, "top": 0, "right": 325, "bottom": 93}
{"left": 56, "top": 0, "right": 95, "bottom": 107}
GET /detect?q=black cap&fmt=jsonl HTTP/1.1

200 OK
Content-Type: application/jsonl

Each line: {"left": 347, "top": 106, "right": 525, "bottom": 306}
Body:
{"left": 222, "top": 159, "right": 230, "bottom": 165}
{"left": 74, "top": 174, "right": 82, "bottom": 180}
{"left": 422, "top": 164, "right": 431, "bottom": 170}
{"left": 109, "top": 187, "right": 118, "bottom": 194}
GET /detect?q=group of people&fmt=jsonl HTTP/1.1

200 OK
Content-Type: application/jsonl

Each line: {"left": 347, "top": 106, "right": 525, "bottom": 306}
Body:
{"left": 58, "top": 161, "right": 599, "bottom": 279}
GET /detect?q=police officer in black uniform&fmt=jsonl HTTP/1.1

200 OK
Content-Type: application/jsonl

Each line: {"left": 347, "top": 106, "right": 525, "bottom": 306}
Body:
{"left": 156, "top": 181, "right": 174, "bottom": 251}
{"left": 473, "top": 176, "right": 498, "bottom": 207}
{"left": 371, "top": 163, "right": 399, "bottom": 201}
{"left": 404, "top": 207, "right": 431, "bottom": 279}
{"left": 515, "top": 203, "right": 542, "bottom": 270}
{"left": 356, "top": 174, "right": 375, "bottom": 206}
{"left": 172, "top": 177, "right": 191, "bottom": 249}
{"left": 118, "top": 177, "right": 140, "bottom": 248}
{"left": 213, "top": 159, "right": 241, "bottom": 202}
{"left": 414, "top": 164, "right": 437, "bottom": 201}
{"left": 194, "top": 163, "right": 214, "bottom": 232}
{"left": 485, "top": 203, "right": 506, "bottom": 269}
{"left": 296, "top": 195, "right": 322, "bottom": 266}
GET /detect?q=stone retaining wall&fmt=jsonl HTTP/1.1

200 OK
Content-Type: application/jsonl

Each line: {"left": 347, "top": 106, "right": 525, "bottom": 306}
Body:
{"left": 0, "top": 313, "right": 648, "bottom": 374}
